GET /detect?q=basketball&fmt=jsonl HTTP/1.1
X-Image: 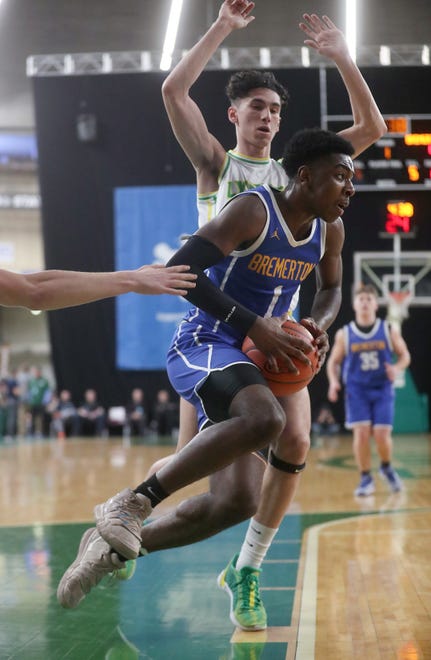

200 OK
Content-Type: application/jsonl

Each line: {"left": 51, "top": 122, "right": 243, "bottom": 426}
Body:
{"left": 242, "top": 319, "right": 319, "bottom": 396}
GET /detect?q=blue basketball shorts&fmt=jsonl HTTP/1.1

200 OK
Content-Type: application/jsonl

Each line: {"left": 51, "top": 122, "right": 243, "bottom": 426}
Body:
{"left": 167, "top": 319, "right": 267, "bottom": 430}
{"left": 344, "top": 381, "right": 394, "bottom": 428}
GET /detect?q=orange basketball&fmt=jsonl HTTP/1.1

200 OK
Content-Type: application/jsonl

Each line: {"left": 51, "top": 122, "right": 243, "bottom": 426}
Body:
{"left": 242, "top": 319, "right": 319, "bottom": 396}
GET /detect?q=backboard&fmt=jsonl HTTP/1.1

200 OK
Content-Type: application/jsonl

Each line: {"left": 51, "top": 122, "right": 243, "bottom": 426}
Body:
{"left": 353, "top": 232, "right": 431, "bottom": 328}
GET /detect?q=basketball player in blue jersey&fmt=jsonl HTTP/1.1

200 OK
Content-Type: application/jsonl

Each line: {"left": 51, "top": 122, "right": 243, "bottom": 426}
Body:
{"left": 327, "top": 284, "right": 410, "bottom": 497}
{"left": 153, "top": 0, "right": 385, "bottom": 629}
{"left": 57, "top": 128, "right": 356, "bottom": 623}
{"left": 56, "top": 2, "right": 386, "bottom": 629}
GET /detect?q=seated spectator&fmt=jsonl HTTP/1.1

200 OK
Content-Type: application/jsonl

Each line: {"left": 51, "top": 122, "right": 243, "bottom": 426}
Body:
{"left": 45, "top": 390, "right": 60, "bottom": 435}
{"left": 152, "top": 389, "right": 178, "bottom": 438}
{"left": 49, "top": 389, "right": 80, "bottom": 438}
{"left": 312, "top": 403, "right": 341, "bottom": 437}
{"left": 77, "top": 389, "right": 106, "bottom": 437}
{"left": 106, "top": 406, "right": 128, "bottom": 437}
{"left": 126, "top": 388, "right": 147, "bottom": 437}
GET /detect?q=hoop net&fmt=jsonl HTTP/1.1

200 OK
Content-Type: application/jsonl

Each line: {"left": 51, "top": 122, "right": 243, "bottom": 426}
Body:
{"left": 386, "top": 291, "right": 412, "bottom": 328}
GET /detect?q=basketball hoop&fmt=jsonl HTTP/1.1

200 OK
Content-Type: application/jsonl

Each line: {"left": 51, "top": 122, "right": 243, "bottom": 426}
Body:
{"left": 386, "top": 290, "right": 412, "bottom": 328}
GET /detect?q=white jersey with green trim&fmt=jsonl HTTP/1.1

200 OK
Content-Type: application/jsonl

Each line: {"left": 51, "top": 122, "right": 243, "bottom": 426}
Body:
{"left": 197, "top": 149, "right": 288, "bottom": 228}
{"left": 196, "top": 149, "right": 298, "bottom": 315}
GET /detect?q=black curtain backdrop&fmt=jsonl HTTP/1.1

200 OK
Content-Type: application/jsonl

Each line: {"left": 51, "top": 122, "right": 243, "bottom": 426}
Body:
{"left": 33, "top": 67, "right": 431, "bottom": 420}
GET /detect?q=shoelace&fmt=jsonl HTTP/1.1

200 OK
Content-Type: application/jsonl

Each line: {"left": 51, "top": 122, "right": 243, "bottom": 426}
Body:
{"left": 114, "top": 498, "right": 144, "bottom": 525}
{"left": 238, "top": 573, "right": 262, "bottom": 610}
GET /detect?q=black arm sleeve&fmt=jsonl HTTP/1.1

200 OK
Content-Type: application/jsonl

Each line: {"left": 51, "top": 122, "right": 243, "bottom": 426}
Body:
{"left": 166, "top": 235, "right": 258, "bottom": 335}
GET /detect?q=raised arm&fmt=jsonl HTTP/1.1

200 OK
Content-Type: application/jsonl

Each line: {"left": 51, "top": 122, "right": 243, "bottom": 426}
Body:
{"left": 299, "top": 14, "right": 387, "bottom": 157}
{"left": 0, "top": 265, "right": 196, "bottom": 311}
{"left": 161, "top": 0, "right": 255, "bottom": 174}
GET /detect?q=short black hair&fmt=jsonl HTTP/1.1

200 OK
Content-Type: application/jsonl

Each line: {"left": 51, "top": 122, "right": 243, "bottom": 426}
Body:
{"left": 282, "top": 128, "right": 355, "bottom": 178}
{"left": 225, "top": 70, "right": 289, "bottom": 107}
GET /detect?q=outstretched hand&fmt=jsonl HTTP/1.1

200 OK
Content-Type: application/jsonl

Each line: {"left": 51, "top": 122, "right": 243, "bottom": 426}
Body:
{"left": 135, "top": 264, "right": 196, "bottom": 296}
{"left": 299, "top": 14, "right": 349, "bottom": 62}
{"left": 219, "top": 0, "right": 255, "bottom": 30}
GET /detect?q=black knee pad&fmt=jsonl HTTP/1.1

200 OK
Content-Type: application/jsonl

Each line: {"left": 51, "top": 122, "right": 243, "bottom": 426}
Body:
{"left": 269, "top": 450, "right": 306, "bottom": 474}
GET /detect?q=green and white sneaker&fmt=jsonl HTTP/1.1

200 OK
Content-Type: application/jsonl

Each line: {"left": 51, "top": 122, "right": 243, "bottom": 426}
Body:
{"left": 217, "top": 554, "right": 267, "bottom": 631}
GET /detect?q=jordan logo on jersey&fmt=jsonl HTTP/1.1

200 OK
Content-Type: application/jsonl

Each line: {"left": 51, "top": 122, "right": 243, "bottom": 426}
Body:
{"left": 270, "top": 229, "right": 280, "bottom": 240}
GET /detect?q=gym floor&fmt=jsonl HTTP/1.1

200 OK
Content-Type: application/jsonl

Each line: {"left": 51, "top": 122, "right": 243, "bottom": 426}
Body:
{"left": 1, "top": 432, "right": 430, "bottom": 659}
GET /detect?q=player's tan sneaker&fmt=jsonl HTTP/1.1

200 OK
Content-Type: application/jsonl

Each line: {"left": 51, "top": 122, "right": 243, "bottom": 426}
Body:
{"left": 57, "top": 527, "right": 127, "bottom": 609}
{"left": 94, "top": 487, "right": 152, "bottom": 559}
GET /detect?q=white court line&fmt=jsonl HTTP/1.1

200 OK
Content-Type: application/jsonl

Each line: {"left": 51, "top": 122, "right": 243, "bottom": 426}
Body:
{"left": 294, "top": 510, "right": 431, "bottom": 659}
{"left": 295, "top": 514, "right": 378, "bottom": 659}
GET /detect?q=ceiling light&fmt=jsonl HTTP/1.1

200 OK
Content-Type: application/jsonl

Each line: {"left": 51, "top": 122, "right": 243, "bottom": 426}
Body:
{"left": 379, "top": 45, "right": 391, "bottom": 66}
{"left": 259, "top": 48, "right": 271, "bottom": 68}
{"left": 220, "top": 48, "right": 230, "bottom": 69}
{"left": 301, "top": 47, "right": 310, "bottom": 68}
{"left": 345, "top": 0, "right": 357, "bottom": 62}
{"left": 160, "top": 0, "right": 184, "bottom": 71}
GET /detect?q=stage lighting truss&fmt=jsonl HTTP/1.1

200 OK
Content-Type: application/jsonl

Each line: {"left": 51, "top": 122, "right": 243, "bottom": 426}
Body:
{"left": 27, "top": 44, "right": 431, "bottom": 77}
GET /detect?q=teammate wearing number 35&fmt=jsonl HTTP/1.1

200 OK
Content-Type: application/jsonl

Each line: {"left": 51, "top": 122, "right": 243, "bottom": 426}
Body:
{"left": 326, "top": 284, "right": 410, "bottom": 497}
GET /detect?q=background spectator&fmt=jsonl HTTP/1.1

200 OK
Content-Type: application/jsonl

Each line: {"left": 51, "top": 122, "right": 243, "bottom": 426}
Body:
{"left": 151, "top": 389, "right": 178, "bottom": 438}
{"left": 48, "top": 389, "right": 80, "bottom": 438}
{"left": 311, "top": 403, "right": 341, "bottom": 438}
{"left": 0, "top": 372, "right": 20, "bottom": 440}
{"left": 26, "top": 366, "right": 51, "bottom": 437}
{"left": 15, "top": 364, "right": 31, "bottom": 436}
{"left": 126, "top": 388, "right": 147, "bottom": 437}
{"left": 77, "top": 389, "right": 106, "bottom": 437}
{"left": 0, "top": 383, "right": 9, "bottom": 441}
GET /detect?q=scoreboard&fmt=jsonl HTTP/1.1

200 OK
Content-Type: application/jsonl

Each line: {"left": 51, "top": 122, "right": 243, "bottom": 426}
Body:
{"left": 327, "top": 114, "right": 431, "bottom": 191}
{"left": 383, "top": 200, "right": 415, "bottom": 235}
